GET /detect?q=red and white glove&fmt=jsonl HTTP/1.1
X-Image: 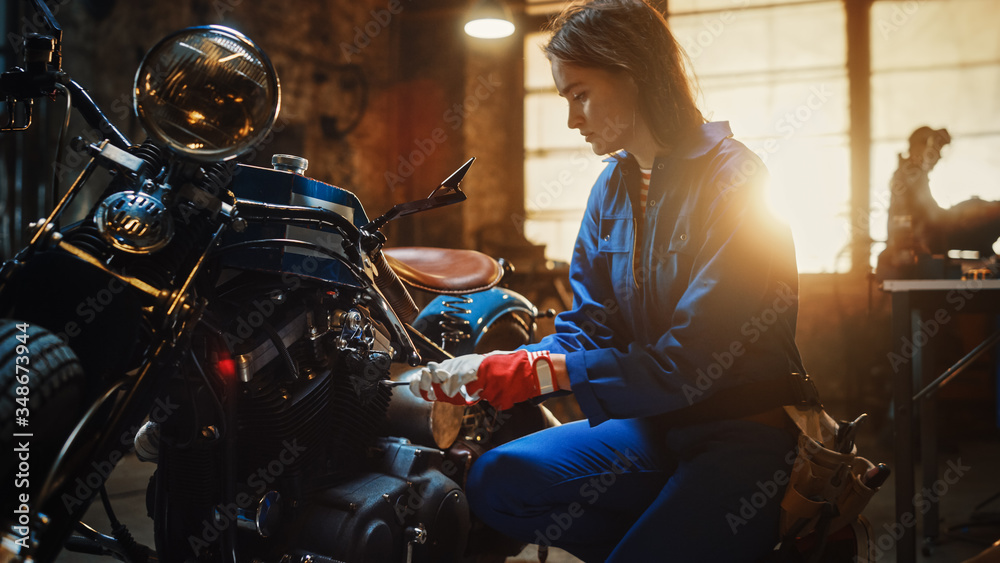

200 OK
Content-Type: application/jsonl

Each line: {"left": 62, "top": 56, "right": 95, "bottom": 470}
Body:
{"left": 409, "top": 350, "right": 556, "bottom": 411}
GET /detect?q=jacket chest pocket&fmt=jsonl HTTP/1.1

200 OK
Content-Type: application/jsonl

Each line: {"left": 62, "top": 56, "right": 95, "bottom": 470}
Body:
{"left": 598, "top": 217, "right": 633, "bottom": 253}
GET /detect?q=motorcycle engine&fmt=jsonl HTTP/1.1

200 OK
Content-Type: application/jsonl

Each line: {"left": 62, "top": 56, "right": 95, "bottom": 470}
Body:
{"left": 149, "top": 274, "right": 470, "bottom": 562}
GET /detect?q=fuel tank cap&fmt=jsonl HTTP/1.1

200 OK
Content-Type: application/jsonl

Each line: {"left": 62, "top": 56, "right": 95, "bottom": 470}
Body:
{"left": 272, "top": 154, "right": 308, "bottom": 175}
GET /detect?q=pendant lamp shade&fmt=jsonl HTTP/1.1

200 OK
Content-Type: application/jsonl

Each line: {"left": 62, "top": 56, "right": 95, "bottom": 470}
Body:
{"left": 464, "top": 0, "right": 515, "bottom": 39}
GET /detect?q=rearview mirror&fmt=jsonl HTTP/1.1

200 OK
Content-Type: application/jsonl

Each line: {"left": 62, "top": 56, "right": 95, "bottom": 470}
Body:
{"left": 363, "top": 157, "right": 474, "bottom": 233}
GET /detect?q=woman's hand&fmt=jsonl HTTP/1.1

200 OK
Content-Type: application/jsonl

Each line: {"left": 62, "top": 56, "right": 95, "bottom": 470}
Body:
{"left": 409, "top": 353, "right": 486, "bottom": 403}
{"left": 409, "top": 351, "right": 567, "bottom": 410}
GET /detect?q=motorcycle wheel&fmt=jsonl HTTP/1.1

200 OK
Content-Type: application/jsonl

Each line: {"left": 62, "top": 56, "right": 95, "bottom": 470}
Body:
{"left": 472, "top": 314, "right": 532, "bottom": 354}
{"left": 0, "top": 319, "right": 86, "bottom": 515}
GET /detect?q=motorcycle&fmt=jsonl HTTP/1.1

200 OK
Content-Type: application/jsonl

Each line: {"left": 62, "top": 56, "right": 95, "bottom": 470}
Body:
{"left": 0, "top": 6, "right": 554, "bottom": 562}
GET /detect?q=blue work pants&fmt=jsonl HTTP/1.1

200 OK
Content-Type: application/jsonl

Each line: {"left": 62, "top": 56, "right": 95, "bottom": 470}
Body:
{"left": 466, "top": 417, "right": 797, "bottom": 562}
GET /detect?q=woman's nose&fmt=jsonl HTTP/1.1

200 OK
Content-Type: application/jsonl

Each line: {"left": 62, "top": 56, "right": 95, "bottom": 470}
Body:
{"left": 567, "top": 107, "right": 583, "bottom": 130}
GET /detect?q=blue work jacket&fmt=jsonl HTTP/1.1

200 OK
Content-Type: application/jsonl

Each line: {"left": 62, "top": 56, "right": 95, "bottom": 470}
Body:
{"left": 525, "top": 121, "right": 805, "bottom": 426}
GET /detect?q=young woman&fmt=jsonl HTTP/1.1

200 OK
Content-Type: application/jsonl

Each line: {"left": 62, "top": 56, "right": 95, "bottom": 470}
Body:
{"left": 411, "top": 0, "right": 808, "bottom": 560}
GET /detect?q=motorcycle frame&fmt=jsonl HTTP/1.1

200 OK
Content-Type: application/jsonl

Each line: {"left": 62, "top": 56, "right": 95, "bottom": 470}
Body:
{"left": 0, "top": 16, "right": 496, "bottom": 561}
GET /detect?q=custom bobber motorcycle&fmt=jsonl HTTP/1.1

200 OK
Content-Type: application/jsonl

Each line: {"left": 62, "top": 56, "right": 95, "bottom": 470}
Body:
{"left": 0, "top": 5, "right": 554, "bottom": 562}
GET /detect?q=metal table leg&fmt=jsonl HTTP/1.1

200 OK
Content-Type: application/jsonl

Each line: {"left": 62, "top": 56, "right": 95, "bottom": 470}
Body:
{"left": 892, "top": 291, "right": 917, "bottom": 563}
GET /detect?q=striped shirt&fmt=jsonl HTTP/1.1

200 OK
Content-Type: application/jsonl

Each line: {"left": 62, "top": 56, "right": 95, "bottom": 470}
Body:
{"left": 639, "top": 168, "right": 652, "bottom": 210}
{"left": 634, "top": 168, "right": 653, "bottom": 280}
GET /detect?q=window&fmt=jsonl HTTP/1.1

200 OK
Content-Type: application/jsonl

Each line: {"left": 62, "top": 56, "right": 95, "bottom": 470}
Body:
{"left": 669, "top": 0, "right": 850, "bottom": 273}
{"left": 523, "top": 31, "right": 607, "bottom": 265}
{"left": 521, "top": 0, "right": 1000, "bottom": 272}
{"left": 523, "top": 0, "right": 851, "bottom": 273}
{"left": 869, "top": 0, "right": 1000, "bottom": 261}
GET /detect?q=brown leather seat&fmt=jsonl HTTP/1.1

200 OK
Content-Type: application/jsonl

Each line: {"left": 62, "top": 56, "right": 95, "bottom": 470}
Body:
{"left": 382, "top": 247, "right": 503, "bottom": 295}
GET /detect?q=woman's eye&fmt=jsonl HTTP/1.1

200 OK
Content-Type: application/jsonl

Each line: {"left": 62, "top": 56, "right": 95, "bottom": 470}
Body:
{"left": 573, "top": 92, "right": 587, "bottom": 102}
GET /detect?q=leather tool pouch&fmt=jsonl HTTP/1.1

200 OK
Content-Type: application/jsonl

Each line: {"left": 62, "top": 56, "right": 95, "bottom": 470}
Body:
{"left": 779, "top": 405, "right": 877, "bottom": 541}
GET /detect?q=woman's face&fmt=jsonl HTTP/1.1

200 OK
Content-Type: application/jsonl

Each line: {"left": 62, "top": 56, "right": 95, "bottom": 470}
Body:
{"left": 550, "top": 58, "right": 639, "bottom": 157}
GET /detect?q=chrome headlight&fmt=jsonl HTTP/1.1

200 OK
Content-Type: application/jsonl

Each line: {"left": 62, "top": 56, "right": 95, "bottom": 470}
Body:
{"left": 133, "top": 25, "right": 280, "bottom": 162}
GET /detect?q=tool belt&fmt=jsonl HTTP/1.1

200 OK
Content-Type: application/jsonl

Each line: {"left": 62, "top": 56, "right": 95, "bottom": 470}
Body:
{"left": 654, "top": 371, "right": 820, "bottom": 426}
{"left": 779, "top": 403, "right": 877, "bottom": 541}
{"left": 657, "top": 372, "right": 879, "bottom": 549}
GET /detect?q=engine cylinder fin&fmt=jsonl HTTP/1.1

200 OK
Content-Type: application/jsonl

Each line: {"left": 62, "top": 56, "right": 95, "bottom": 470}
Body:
{"left": 238, "top": 370, "right": 333, "bottom": 483}
{"left": 164, "top": 443, "right": 220, "bottom": 504}
{"left": 326, "top": 375, "right": 392, "bottom": 478}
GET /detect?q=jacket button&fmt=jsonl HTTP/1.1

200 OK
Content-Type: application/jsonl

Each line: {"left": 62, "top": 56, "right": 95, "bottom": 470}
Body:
{"left": 657, "top": 164, "right": 665, "bottom": 170}
{"left": 603, "top": 234, "right": 611, "bottom": 241}
{"left": 648, "top": 199, "right": 655, "bottom": 207}
{"left": 679, "top": 233, "right": 688, "bottom": 241}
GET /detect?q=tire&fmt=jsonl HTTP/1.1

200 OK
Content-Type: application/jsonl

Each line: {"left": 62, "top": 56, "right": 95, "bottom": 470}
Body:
{"left": 473, "top": 313, "right": 532, "bottom": 354}
{"left": 0, "top": 319, "right": 86, "bottom": 515}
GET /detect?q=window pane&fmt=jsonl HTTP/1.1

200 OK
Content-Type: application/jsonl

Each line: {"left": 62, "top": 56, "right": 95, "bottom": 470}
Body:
{"left": 871, "top": 0, "right": 1000, "bottom": 72}
{"left": 523, "top": 217, "right": 584, "bottom": 266}
{"left": 764, "top": 138, "right": 852, "bottom": 273}
{"left": 699, "top": 77, "right": 847, "bottom": 140}
{"left": 872, "top": 67, "right": 1000, "bottom": 141}
{"left": 523, "top": 149, "right": 606, "bottom": 262}
{"left": 870, "top": 0, "right": 1000, "bottom": 263}
{"left": 524, "top": 151, "right": 605, "bottom": 213}
{"left": 525, "top": 94, "right": 585, "bottom": 151}
{"left": 669, "top": 2, "right": 846, "bottom": 77}
{"left": 525, "top": 32, "right": 553, "bottom": 90}
{"left": 670, "top": 1, "right": 850, "bottom": 273}
{"left": 524, "top": 30, "right": 607, "bottom": 263}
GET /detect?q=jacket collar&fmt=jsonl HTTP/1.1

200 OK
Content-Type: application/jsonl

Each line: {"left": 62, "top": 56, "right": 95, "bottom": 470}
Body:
{"left": 602, "top": 121, "right": 733, "bottom": 164}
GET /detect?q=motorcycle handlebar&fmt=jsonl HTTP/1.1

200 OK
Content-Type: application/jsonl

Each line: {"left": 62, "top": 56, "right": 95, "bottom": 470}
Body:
{"left": 2, "top": 2, "right": 129, "bottom": 146}
{"left": 1, "top": 69, "right": 131, "bottom": 149}
{"left": 234, "top": 198, "right": 363, "bottom": 248}
{"left": 65, "top": 79, "right": 131, "bottom": 149}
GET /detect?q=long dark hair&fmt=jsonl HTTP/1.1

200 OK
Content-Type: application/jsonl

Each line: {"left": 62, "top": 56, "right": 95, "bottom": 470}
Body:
{"left": 544, "top": 0, "right": 704, "bottom": 151}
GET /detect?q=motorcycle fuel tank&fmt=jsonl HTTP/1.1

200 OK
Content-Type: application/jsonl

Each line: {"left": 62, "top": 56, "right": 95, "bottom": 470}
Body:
{"left": 222, "top": 160, "right": 370, "bottom": 287}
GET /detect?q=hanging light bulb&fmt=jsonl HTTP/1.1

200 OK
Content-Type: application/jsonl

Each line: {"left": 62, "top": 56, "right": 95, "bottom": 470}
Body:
{"left": 464, "top": 0, "right": 515, "bottom": 39}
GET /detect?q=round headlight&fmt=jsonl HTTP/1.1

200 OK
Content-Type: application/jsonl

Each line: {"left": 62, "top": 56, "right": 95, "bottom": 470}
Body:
{"left": 134, "top": 26, "right": 280, "bottom": 162}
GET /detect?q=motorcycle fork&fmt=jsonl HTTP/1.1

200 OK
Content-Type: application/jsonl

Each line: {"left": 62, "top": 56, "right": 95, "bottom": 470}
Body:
{"left": 221, "top": 349, "right": 240, "bottom": 563}
{"left": 151, "top": 341, "right": 241, "bottom": 563}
